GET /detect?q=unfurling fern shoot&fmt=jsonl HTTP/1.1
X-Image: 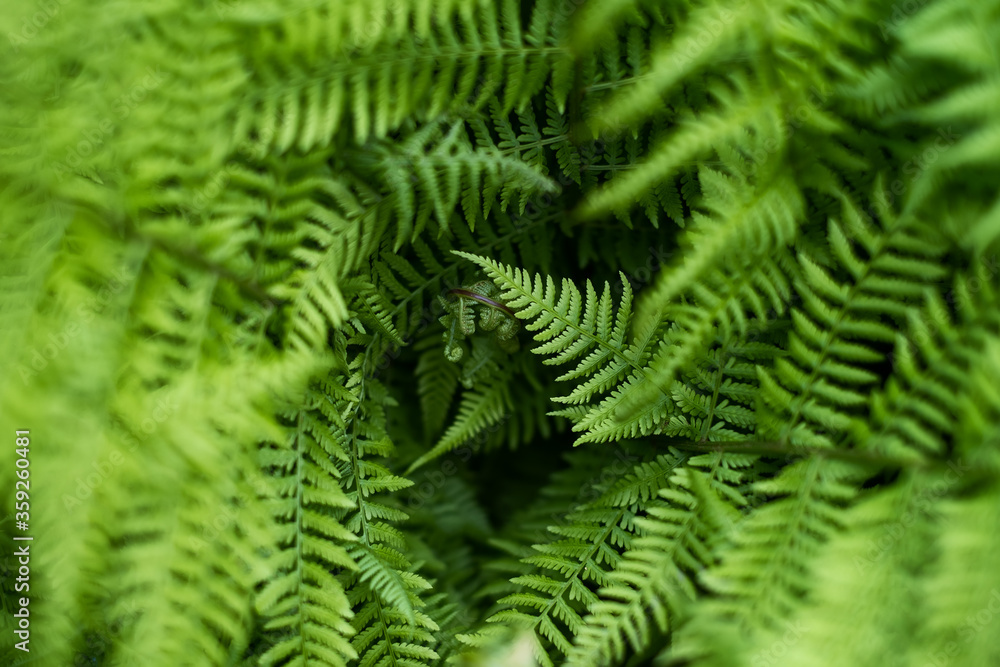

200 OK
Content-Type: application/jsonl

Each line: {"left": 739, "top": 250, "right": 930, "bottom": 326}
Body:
{"left": 439, "top": 280, "right": 521, "bottom": 361}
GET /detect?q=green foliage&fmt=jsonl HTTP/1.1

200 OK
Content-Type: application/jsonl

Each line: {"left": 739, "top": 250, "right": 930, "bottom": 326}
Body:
{"left": 3, "top": 1, "right": 1000, "bottom": 666}
{"left": 256, "top": 386, "right": 358, "bottom": 667}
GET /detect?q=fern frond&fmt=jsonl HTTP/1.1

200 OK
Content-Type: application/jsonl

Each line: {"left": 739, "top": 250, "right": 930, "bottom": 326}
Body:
{"left": 615, "top": 248, "right": 794, "bottom": 433}
{"left": 631, "top": 165, "right": 803, "bottom": 335}
{"left": 95, "top": 362, "right": 286, "bottom": 667}
{"left": 408, "top": 363, "right": 511, "bottom": 472}
{"left": 371, "top": 119, "right": 557, "bottom": 246}
{"left": 662, "top": 336, "right": 782, "bottom": 445}
{"left": 888, "top": 0, "right": 1000, "bottom": 249}
{"left": 454, "top": 251, "right": 640, "bottom": 407}
{"left": 587, "top": 1, "right": 757, "bottom": 135}
{"left": 329, "top": 370, "right": 440, "bottom": 666}
{"left": 11, "top": 3, "right": 1000, "bottom": 667}
{"left": 769, "top": 473, "right": 938, "bottom": 667}
{"left": 910, "top": 333, "right": 1000, "bottom": 660}
{"left": 921, "top": 484, "right": 1000, "bottom": 666}
{"left": 463, "top": 450, "right": 688, "bottom": 666}
{"left": 237, "top": 0, "right": 573, "bottom": 151}
{"left": 371, "top": 213, "right": 553, "bottom": 347}
{"left": 578, "top": 75, "right": 774, "bottom": 220}
{"left": 567, "top": 453, "right": 751, "bottom": 667}
{"left": 455, "top": 250, "right": 686, "bottom": 445}
{"left": 256, "top": 388, "right": 358, "bottom": 667}
{"left": 352, "top": 280, "right": 406, "bottom": 348}
{"left": 415, "top": 334, "right": 462, "bottom": 439}
{"left": 857, "top": 261, "right": 1000, "bottom": 462}
{"left": 195, "top": 149, "right": 372, "bottom": 355}
{"left": 668, "top": 458, "right": 861, "bottom": 664}
{"left": 758, "top": 188, "right": 947, "bottom": 449}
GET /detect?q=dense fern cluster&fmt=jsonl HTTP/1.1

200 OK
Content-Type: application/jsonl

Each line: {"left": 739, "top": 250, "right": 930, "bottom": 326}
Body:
{"left": 3, "top": 0, "right": 1000, "bottom": 666}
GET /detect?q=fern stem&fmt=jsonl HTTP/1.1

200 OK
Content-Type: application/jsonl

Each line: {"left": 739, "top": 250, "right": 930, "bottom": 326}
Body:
{"left": 139, "top": 228, "right": 274, "bottom": 305}
{"left": 536, "top": 507, "right": 626, "bottom": 633}
{"left": 665, "top": 439, "right": 980, "bottom": 474}
{"left": 293, "top": 409, "right": 308, "bottom": 658}
{"left": 697, "top": 351, "right": 727, "bottom": 442}
{"left": 249, "top": 46, "right": 568, "bottom": 108}
{"left": 445, "top": 288, "right": 516, "bottom": 318}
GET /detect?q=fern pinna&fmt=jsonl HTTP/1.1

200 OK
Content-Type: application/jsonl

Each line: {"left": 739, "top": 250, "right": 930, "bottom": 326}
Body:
{"left": 4, "top": 1, "right": 1000, "bottom": 667}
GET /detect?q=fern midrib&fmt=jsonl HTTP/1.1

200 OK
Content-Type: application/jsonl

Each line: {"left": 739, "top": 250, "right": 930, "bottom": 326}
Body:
{"left": 524, "top": 507, "right": 627, "bottom": 641}
{"left": 737, "top": 456, "right": 824, "bottom": 631}
{"left": 779, "top": 225, "right": 893, "bottom": 445}
{"left": 345, "top": 369, "right": 404, "bottom": 667}
{"left": 697, "top": 354, "right": 728, "bottom": 442}
{"left": 293, "top": 409, "right": 308, "bottom": 656}
{"left": 249, "top": 44, "right": 568, "bottom": 103}
{"left": 582, "top": 60, "right": 780, "bottom": 94}
{"left": 572, "top": 453, "right": 731, "bottom": 663}
{"left": 582, "top": 164, "right": 638, "bottom": 172}
{"left": 486, "top": 267, "right": 649, "bottom": 381}
{"left": 126, "top": 221, "right": 272, "bottom": 306}
{"left": 497, "top": 134, "right": 571, "bottom": 158}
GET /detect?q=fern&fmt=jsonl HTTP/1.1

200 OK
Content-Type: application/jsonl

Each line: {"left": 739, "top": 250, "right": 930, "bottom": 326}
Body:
{"left": 757, "top": 186, "right": 947, "bottom": 450}
{"left": 256, "top": 388, "right": 358, "bottom": 667}
{"left": 6, "top": 2, "right": 1000, "bottom": 667}
{"left": 453, "top": 252, "right": 641, "bottom": 409}
{"left": 234, "top": 0, "right": 572, "bottom": 149}
{"left": 770, "top": 473, "right": 940, "bottom": 666}
{"left": 859, "top": 261, "right": 1000, "bottom": 461}
{"left": 459, "top": 450, "right": 688, "bottom": 666}
{"left": 370, "top": 119, "right": 558, "bottom": 245}
{"left": 667, "top": 457, "right": 862, "bottom": 665}
{"left": 327, "top": 368, "right": 440, "bottom": 667}
{"left": 567, "top": 452, "right": 753, "bottom": 667}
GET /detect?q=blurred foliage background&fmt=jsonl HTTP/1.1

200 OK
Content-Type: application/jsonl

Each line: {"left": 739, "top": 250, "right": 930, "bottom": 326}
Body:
{"left": 2, "top": 1, "right": 1000, "bottom": 666}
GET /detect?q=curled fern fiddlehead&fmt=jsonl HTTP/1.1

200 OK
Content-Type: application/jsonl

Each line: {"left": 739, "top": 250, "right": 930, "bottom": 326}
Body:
{"left": 439, "top": 280, "right": 521, "bottom": 361}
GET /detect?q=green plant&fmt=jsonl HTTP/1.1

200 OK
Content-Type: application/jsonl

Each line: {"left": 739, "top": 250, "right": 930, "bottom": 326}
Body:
{"left": 2, "top": 0, "right": 1000, "bottom": 666}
